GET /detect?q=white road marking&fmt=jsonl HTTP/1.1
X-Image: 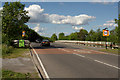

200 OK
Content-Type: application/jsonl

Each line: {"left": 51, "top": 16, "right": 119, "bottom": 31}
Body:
{"left": 94, "top": 60, "right": 120, "bottom": 70}
{"left": 74, "top": 50, "right": 91, "bottom": 53}
{"left": 88, "top": 49, "right": 118, "bottom": 56}
{"left": 58, "top": 48, "right": 70, "bottom": 52}
{"left": 30, "top": 45, "right": 50, "bottom": 80}
{"left": 73, "top": 53, "right": 85, "bottom": 58}
{"left": 58, "top": 47, "right": 119, "bottom": 70}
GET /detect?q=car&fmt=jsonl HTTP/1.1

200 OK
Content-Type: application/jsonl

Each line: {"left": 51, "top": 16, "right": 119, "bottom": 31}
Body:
{"left": 41, "top": 39, "right": 50, "bottom": 46}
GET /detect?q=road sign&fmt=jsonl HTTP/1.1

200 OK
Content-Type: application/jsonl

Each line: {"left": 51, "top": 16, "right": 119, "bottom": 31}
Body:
{"left": 103, "top": 30, "right": 109, "bottom": 36}
{"left": 22, "top": 31, "right": 25, "bottom": 37}
{"left": 19, "top": 40, "right": 25, "bottom": 47}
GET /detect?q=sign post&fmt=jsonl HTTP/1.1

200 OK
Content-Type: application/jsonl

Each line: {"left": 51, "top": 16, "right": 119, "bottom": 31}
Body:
{"left": 19, "top": 31, "right": 25, "bottom": 48}
{"left": 103, "top": 28, "right": 109, "bottom": 49}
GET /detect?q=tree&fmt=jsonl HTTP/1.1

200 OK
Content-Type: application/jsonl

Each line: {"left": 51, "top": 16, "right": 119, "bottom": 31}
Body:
{"left": 59, "top": 32, "right": 65, "bottom": 40}
{"left": 115, "top": 14, "right": 120, "bottom": 44}
{"left": 86, "top": 29, "right": 96, "bottom": 41}
{"left": 51, "top": 33, "right": 57, "bottom": 41}
{"left": 109, "top": 27, "right": 118, "bottom": 43}
{"left": 77, "top": 29, "right": 88, "bottom": 41}
{"left": 95, "top": 28, "right": 102, "bottom": 41}
{"left": 69, "top": 32, "right": 78, "bottom": 40}
{"left": 2, "top": 2, "right": 30, "bottom": 45}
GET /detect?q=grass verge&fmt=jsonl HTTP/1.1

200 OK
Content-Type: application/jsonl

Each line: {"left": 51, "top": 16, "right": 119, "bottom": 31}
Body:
{"left": 2, "top": 48, "right": 30, "bottom": 59}
{"left": 2, "top": 69, "right": 40, "bottom": 80}
{"left": 2, "top": 69, "right": 31, "bottom": 78}
{"left": 99, "top": 49, "right": 118, "bottom": 54}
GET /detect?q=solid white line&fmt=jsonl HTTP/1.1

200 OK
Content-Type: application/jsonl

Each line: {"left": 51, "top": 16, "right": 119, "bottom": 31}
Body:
{"left": 30, "top": 45, "right": 50, "bottom": 80}
{"left": 73, "top": 53, "right": 85, "bottom": 58}
{"left": 94, "top": 60, "right": 120, "bottom": 70}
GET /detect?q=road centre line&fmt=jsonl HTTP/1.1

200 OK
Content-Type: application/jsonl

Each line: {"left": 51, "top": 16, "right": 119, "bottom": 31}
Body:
{"left": 58, "top": 48, "right": 119, "bottom": 70}
{"left": 30, "top": 45, "right": 50, "bottom": 80}
{"left": 73, "top": 53, "right": 85, "bottom": 58}
{"left": 74, "top": 52, "right": 120, "bottom": 70}
{"left": 94, "top": 60, "right": 120, "bottom": 70}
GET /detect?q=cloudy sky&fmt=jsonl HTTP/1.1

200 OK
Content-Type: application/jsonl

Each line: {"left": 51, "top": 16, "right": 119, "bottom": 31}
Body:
{"left": 1, "top": 1, "right": 118, "bottom": 37}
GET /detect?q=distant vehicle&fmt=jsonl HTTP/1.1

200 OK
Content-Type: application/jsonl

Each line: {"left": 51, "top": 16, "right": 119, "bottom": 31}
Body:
{"left": 35, "top": 39, "right": 41, "bottom": 43}
{"left": 41, "top": 39, "right": 50, "bottom": 46}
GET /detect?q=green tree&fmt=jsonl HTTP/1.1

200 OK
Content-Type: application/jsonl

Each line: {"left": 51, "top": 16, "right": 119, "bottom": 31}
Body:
{"left": 109, "top": 27, "right": 118, "bottom": 43}
{"left": 86, "top": 29, "right": 96, "bottom": 41}
{"left": 77, "top": 29, "right": 88, "bottom": 41}
{"left": 2, "top": 2, "right": 30, "bottom": 45}
{"left": 95, "top": 28, "right": 102, "bottom": 41}
{"left": 69, "top": 32, "right": 78, "bottom": 40}
{"left": 51, "top": 33, "right": 57, "bottom": 41}
{"left": 59, "top": 32, "right": 65, "bottom": 40}
{"left": 115, "top": 14, "right": 120, "bottom": 44}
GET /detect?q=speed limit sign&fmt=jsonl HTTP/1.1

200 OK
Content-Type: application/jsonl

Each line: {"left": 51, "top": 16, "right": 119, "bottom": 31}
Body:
{"left": 103, "top": 30, "right": 109, "bottom": 36}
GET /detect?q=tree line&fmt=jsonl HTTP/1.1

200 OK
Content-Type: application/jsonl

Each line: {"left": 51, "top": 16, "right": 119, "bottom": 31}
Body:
{"left": 51, "top": 26, "right": 118, "bottom": 44}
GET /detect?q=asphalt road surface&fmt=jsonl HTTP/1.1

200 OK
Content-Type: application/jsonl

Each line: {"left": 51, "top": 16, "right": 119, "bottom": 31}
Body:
{"left": 31, "top": 42, "right": 119, "bottom": 79}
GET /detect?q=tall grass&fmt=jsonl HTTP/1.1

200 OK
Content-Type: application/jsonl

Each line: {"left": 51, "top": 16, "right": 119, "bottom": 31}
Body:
{"left": 2, "top": 44, "right": 14, "bottom": 56}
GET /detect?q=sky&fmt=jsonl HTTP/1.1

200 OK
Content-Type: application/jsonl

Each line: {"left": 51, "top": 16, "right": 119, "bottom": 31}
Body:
{"left": 1, "top": 1, "right": 119, "bottom": 37}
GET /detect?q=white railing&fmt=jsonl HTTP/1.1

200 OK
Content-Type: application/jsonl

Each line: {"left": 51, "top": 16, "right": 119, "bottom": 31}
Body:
{"left": 55, "top": 40, "right": 119, "bottom": 49}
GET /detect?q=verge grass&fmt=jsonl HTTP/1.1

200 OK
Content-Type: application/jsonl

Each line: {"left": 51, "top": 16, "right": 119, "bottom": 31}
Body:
{"left": 99, "top": 49, "right": 118, "bottom": 54}
{"left": 2, "top": 44, "right": 30, "bottom": 58}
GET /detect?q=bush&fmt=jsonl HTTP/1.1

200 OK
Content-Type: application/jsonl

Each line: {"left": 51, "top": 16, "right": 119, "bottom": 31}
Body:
{"left": 2, "top": 44, "right": 13, "bottom": 55}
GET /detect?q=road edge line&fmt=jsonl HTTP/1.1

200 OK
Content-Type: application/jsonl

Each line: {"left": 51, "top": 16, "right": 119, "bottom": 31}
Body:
{"left": 30, "top": 45, "right": 50, "bottom": 80}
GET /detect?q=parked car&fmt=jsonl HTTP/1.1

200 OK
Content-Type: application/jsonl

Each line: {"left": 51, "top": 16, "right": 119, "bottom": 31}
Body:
{"left": 41, "top": 39, "right": 50, "bottom": 46}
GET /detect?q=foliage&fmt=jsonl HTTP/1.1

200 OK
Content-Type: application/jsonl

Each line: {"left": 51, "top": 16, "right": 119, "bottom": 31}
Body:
{"left": 59, "top": 32, "right": 65, "bottom": 40}
{"left": 2, "top": 44, "right": 14, "bottom": 55}
{"left": 2, "top": 2, "right": 43, "bottom": 45}
{"left": 51, "top": 33, "right": 57, "bottom": 41}
{"left": 2, "top": 69, "right": 31, "bottom": 78}
{"left": 69, "top": 32, "right": 78, "bottom": 40}
{"left": 2, "top": 2, "right": 30, "bottom": 45}
{"left": 77, "top": 29, "right": 88, "bottom": 41}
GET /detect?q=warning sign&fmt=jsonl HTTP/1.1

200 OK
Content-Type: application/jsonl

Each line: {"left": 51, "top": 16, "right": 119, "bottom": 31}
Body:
{"left": 19, "top": 40, "right": 25, "bottom": 47}
{"left": 22, "top": 31, "right": 25, "bottom": 37}
{"left": 103, "top": 30, "right": 109, "bottom": 36}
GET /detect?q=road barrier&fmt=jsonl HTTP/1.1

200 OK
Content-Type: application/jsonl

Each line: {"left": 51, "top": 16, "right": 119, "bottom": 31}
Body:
{"left": 55, "top": 40, "right": 119, "bottom": 49}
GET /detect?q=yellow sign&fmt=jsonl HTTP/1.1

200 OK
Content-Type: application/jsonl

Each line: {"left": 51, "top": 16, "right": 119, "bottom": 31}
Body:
{"left": 103, "top": 30, "right": 109, "bottom": 36}
{"left": 22, "top": 31, "right": 25, "bottom": 37}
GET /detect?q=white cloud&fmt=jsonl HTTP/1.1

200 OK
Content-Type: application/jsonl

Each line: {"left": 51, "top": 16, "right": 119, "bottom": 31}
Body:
{"left": 72, "top": 26, "right": 84, "bottom": 30}
{"left": 33, "top": 23, "right": 46, "bottom": 32}
{"left": 98, "top": 20, "right": 118, "bottom": 27}
{"left": 25, "top": 4, "right": 96, "bottom": 26}
{"left": 91, "top": 0, "right": 118, "bottom": 4}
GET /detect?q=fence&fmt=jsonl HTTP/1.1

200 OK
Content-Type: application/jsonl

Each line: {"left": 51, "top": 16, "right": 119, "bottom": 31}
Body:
{"left": 55, "top": 40, "right": 119, "bottom": 49}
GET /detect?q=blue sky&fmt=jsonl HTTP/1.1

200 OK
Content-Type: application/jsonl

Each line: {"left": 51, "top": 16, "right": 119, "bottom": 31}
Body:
{"left": 1, "top": 2, "right": 118, "bottom": 37}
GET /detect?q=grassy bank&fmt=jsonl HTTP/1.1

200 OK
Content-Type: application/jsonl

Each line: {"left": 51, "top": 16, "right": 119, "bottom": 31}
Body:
{"left": 2, "top": 69, "right": 31, "bottom": 78}
{"left": 99, "top": 49, "right": 118, "bottom": 54}
{"left": 2, "top": 44, "right": 30, "bottom": 58}
{"left": 2, "top": 69, "right": 40, "bottom": 79}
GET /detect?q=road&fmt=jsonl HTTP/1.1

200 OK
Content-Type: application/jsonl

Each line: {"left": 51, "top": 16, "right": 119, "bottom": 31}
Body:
{"left": 31, "top": 42, "right": 118, "bottom": 79}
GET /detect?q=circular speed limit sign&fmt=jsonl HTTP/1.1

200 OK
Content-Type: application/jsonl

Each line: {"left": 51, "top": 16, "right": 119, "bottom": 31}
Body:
{"left": 103, "top": 30, "right": 109, "bottom": 36}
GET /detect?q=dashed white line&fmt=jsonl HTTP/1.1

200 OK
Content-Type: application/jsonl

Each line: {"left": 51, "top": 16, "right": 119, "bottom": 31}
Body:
{"left": 31, "top": 45, "right": 50, "bottom": 80}
{"left": 58, "top": 48, "right": 119, "bottom": 70}
{"left": 73, "top": 53, "right": 85, "bottom": 58}
{"left": 94, "top": 60, "right": 120, "bottom": 70}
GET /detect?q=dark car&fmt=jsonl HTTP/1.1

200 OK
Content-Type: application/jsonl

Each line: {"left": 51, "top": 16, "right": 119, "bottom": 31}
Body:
{"left": 41, "top": 39, "right": 50, "bottom": 46}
